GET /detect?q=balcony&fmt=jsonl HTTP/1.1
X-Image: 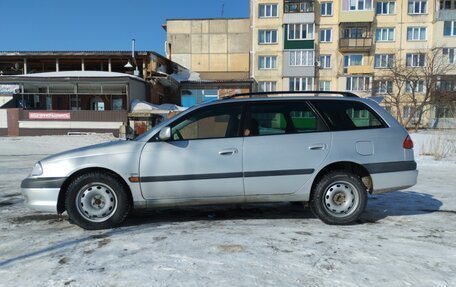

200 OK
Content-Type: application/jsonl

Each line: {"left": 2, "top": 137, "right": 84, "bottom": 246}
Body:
{"left": 340, "top": 10, "right": 374, "bottom": 23}
{"left": 283, "top": 0, "right": 314, "bottom": 23}
{"left": 437, "top": 9, "right": 456, "bottom": 21}
{"left": 339, "top": 38, "right": 373, "bottom": 52}
{"left": 347, "top": 65, "right": 373, "bottom": 74}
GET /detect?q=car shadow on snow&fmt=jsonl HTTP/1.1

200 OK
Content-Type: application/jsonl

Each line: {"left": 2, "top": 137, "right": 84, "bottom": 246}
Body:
{"left": 360, "top": 190, "right": 443, "bottom": 223}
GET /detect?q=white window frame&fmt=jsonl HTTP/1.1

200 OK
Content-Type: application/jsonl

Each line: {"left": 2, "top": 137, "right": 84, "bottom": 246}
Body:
{"left": 406, "top": 80, "right": 425, "bottom": 93}
{"left": 287, "top": 23, "right": 315, "bottom": 40}
{"left": 289, "top": 50, "right": 315, "bottom": 66}
{"left": 319, "top": 55, "right": 331, "bottom": 68}
{"left": 375, "top": 80, "right": 393, "bottom": 94}
{"left": 376, "top": 28, "right": 395, "bottom": 41}
{"left": 444, "top": 21, "right": 456, "bottom": 36}
{"left": 346, "top": 76, "right": 371, "bottom": 91}
{"left": 258, "top": 81, "right": 277, "bottom": 92}
{"left": 407, "top": 27, "right": 427, "bottom": 41}
{"left": 321, "top": 2, "right": 333, "bottom": 16}
{"left": 443, "top": 48, "right": 456, "bottom": 63}
{"left": 376, "top": 1, "right": 396, "bottom": 15}
{"left": 258, "top": 56, "right": 278, "bottom": 70}
{"left": 320, "top": 29, "right": 332, "bottom": 42}
{"left": 374, "top": 54, "right": 395, "bottom": 68}
{"left": 259, "top": 4, "right": 279, "bottom": 18}
{"left": 343, "top": 54, "right": 363, "bottom": 73}
{"left": 408, "top": 0, "right": 427, "bottom": 14}
{"left": 259, "top": 30, "right": 278, "bottom": 44}
{"left": 289, "top": 77, "right": 314, "bottom": 91}
{"left": 346, "top": 0, "right": 373, "bottom": 11}
{"left": 319, "top": 80, "right": 331, "bottom": 91}
{"left": 406, "top": 53, "right": 426, "bottom": 67}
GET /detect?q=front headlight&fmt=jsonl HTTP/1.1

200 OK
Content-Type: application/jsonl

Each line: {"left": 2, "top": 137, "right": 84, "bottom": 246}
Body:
{"left": 31, "top": 162, "right": 43, "bottom": 176}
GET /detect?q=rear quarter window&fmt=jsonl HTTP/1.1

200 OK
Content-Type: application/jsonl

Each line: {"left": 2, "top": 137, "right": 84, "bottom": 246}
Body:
{"left": 311, "top": 100, "right": 386, "bottom": 131}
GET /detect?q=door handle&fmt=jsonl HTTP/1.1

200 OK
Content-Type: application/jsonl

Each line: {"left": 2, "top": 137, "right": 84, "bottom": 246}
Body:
{"left": 309, "top": 144, "right": 326, "bottom": 151}
{"left": 219, "top": 148, "right": 238, "bottom": 156}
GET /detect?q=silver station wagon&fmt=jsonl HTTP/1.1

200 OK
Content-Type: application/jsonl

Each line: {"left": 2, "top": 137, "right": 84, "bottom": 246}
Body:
{"left": 21, "top": 91, "right": 418, "bottom": 230}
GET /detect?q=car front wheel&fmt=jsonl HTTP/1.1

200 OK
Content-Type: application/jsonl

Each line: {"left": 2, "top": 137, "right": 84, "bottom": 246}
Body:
{"left": 65, "top": 172, "right": 130, "bottom": 230}
{"left": 310, "top": 171, "right": 367, "bottom": 225}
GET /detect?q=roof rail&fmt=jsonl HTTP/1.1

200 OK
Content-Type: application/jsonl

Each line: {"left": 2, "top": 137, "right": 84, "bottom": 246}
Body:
{"left": 223, "top": 90, "right": 359, "bottom": 100}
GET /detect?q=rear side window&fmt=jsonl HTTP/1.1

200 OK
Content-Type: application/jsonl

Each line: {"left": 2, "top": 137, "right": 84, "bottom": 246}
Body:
{"left": 245, "top": 102, "right": 326, "bottom": 136}
{"left": 311, "top": 100, "right": 385, "bottom": 131}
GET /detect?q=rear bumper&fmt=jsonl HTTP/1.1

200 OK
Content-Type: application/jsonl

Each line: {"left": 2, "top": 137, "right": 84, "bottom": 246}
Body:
{"left": 371, "top": 170, "right": 418, "bottom": 194}
{"left": 21, "top": 177, "right": 66, "bottom": 213}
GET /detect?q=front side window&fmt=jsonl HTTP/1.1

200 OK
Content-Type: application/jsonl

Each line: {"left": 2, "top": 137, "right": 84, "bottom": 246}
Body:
{"left": 408, "top": 0, "right": 427, "bottom": 14}
{"left": 259, "top": 30, "right": 278, "bottom": 44}
{"left": 170, "top": 105, "right": 242, "bottom": 141}
{"left": 374, "top": 54, "right": 395, "bottom": 68}
{"left": 312, "top": 100, "right": 385, "bottom": 130}
{"left": 376, "top": 28, "right": 395, "bottom": 41}
{"left": 289, "top": 77, "right": 314, "bottom": 91}
{"left": 407, "top": 27, "right": 427, "bottom": 41}
{"left": 246, "top": 102, "right": 324, "bottom": 136}
{"left": 258, "top": 81, "right": 277, "bottom": 92}
{"left": 288, "top": 23, "right": 315, "bottom": 40}
{"left": 320, "top": 55, "right": 331, "bottom": 68}
{"left": 376, "top": 1, "right": 396, "bottom": 14}
{"left": 443, "top": 48, "right": 456, "bottom": 63}
{"left": 346, "top": 76, "right": 370, "bottom": 91}
{"left": 321, "top": 2, "right": 333, "bottom": 15}
{"left": 259, "top": 56, "right": 278, "bottom": 69}
{"left": 444, "top": 21, "right": 456, "bottom": 36}
{"left": 320, "top": 29, "right": 332, "bottom": 42}
{"left": 259, "top": 4, "right": 278, "bottom": 18}
{"left": 406, "top": 53, "right": 426, "bottom": 67}
{"left": 289, "top": 50, "right": 314, "bottom": 66}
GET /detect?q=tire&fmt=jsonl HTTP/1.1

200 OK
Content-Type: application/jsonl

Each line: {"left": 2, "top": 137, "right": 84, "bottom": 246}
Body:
{"left": 65, "top": 172, "right": 131, "bottom": 230}
{"left": 310, "top": 171, "right": 367, "bottom": 225}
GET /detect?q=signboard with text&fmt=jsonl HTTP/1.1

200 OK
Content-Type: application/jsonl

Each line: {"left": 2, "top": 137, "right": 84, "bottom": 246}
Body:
{"left": 29, "top": 112, "right": 71, "bottom": 120}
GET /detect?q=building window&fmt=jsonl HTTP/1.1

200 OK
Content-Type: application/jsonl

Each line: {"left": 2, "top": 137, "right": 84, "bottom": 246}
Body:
{"left": 375, "top": 80, "right": 393, "bottom": 94}
{"left": 375, "top": 28, "right": 395, "bottom": 41}
{"left": 342, "top": 27, "right": 369, "bottom": 39}
{"left": 374, "top": 54, "right": 395, "bottom": 68}
{"left": 321, "top": 2, "right": 333, "bottom": 16}
{"left": 376, "top": 1, "right": 396, "bottom": 14}
{"left": 284, "top": 0, "right": 314, "bottom": 13}
{"left": 289, "top": 77, "right": 314, "bottom": 91}
{"left": 258, "top": 81, "right": 277, "bottom": 92}
{"left": 320, "top": 29, "right": 332, "bottom": 42}
{"left": 289, "top": 50, "right": 315, "bottom": 66}
{"left": 444, "top": 21, "right": 456, "bottom": 36}
{"left": 437, "top": 80, "right": 456, "bottom": 91}
{"left": 319, "top": 55, "right": 331, "bottom": 68}
{"left": 406, "top": 53, "right": 426, "bottom": 67}
{"left": 259, "top": 4, "right": 278, "bottom": 18}
{"left": 443, "top": 48, "right": 456, "bottom": 63}
{"left": 343, "top": 54, "right": 363, "bottom": 73}
{"left": 346, "top": 76, "right": 370, "bottom": 91}
{"left": 403, "top": 105, "right": 416, "bottom": 119}
{"left": 408, "top": 0, "right": 427, "bottom": 14}
{"left": 319, "top": 81, "right": 331, "bottom": 91}
{"left": 342, "top": 0, "right": 373, "bottom": 11}
{"left": 406, "top": 80, "right": 425, "bottom": 93}
{"left": 439, "top": 0, "right": 456, "bottom": 10}
{"left": 259, "top": 30, "right": 278, "bottom": 44}
{"left": 407, "top": 27, "right": 427, "bottom": 41}
{"left": 435, "top": 107, "right": 455, "bottom": 118}
{"left": 259, "top": 56, "right": 278, "bottom": 69}
{"left": 287, "top": 23, "right": 315, "bottom": 40}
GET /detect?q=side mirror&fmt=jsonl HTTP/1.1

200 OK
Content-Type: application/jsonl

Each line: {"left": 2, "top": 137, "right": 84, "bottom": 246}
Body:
{"left": 158, "top": 126, "right": 171, "bottom": 141}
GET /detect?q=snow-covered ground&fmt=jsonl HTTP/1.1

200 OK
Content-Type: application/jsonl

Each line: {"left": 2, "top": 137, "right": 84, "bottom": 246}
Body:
{"left": 0, "top": 132, "right": 455, "bottom": 287}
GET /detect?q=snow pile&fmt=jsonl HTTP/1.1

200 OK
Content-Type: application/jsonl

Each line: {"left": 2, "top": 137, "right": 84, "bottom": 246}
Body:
{"left": 169, "top": 69, "right": 201, "bottom": 83}
{"left": 410, "top": 130, "right": 456, "bottom": 164}
{"left": 130, "top": 99, "right": 186, "bottom": 112}
{"left": 0, "top": 84, "right": 19, "bottom": 94}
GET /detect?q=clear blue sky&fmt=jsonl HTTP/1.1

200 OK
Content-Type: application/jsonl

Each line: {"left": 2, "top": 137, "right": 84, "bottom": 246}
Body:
{"left": 0, "top": 0, "right": 249, "bottom": 55}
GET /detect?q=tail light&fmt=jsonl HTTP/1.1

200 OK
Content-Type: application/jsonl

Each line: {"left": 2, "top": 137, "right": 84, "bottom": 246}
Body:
{"left": 403, "top": 135, "right": 414, "bottom": 149}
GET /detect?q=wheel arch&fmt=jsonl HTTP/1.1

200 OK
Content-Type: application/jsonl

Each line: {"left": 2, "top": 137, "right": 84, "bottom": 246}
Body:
{"left": 57, "top": 167, "right": 133, "bottom": 214}
{"left": 311, "top": 161, "right": 372, "bottom": 199}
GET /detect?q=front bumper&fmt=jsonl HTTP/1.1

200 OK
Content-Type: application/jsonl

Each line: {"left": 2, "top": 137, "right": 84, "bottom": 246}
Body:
{"left": 21, "top": 177, "right": 66, "bottom": 213}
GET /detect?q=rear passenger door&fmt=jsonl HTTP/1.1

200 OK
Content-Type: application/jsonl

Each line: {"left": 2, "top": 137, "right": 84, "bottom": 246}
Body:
{"left": 243, "top": 101, "right": 331, "bottom": 196}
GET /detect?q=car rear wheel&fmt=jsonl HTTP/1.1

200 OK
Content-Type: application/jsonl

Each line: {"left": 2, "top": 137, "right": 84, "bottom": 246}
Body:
{"left": 310, "top": 171, "right": 367, "bottom": 225}
{"left": 65, "top": 172, "right": 130, "bottom": 230}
